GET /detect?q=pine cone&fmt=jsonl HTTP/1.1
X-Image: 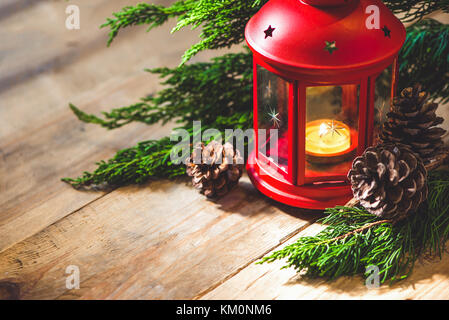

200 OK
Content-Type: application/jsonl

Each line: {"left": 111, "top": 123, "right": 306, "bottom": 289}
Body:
{"left": 348, "top": 143, "right": 427, "bottom": 221}
{"left": 379, "top": 84, "right": 446, "bottom": 164}
{"left": 186, "top": 141, "right": 244, "bottom": 198}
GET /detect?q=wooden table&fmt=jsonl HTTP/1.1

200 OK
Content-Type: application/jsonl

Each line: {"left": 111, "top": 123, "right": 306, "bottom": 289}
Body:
{"left": 1, "top": 0, "right": 449, "bottom": 300}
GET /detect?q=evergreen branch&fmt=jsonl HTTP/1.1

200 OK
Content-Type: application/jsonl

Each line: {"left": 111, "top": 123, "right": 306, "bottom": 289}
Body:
{"left": 102, "top": 1, "right": 449, "bottom": 64}
{"left": 69, "top": 102, "right": 154, "bottom": 129}
{"left": 66, "top": 18, "right": 449, "bottom": 186}
{"left": 69, "top": 10, "right": 449, "bottom": 188}
{"left": 101, "top": 0, "right": 267, "bottom": 63}
{"left": 101, "top": 1, "right": 193, "bottom": 46}
{"left": 61, "top": 137, "right": 185, "bottom": 188}
{"left": 67, "top": 51, "right": 252, "bottom": 130}
{"left": 63, "top": 52, "right": 253, "bottom": 187}
{"left": 260, "top": 170, "right": 449, "bottom": 284}
{"left": 399, "top": 19, "right": 449, "bottom": 103}
{"left": 62, "top": 115, "right": 254, "bottom": 188}
{"left": 385, "top": 0, "right": 449, "bottom": 23}
{"left": 176, "top": 0, "right": 449, "bottom": 63}
{"left": 329, "top": 219, "right": 394, "bottom": 242}
{"left": 173, "top": 0, "right": 268, "bottom": 64}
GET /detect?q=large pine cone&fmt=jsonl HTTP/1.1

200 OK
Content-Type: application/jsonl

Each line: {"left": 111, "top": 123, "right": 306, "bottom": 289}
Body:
{"left": 348, "top": 143, "right": 427, "bottom": 221}
{"left": 186, "top": 141, "right": 244, "bottom": 198}
{"left": 379, "top": 84, "right": 446, "bottom": 164}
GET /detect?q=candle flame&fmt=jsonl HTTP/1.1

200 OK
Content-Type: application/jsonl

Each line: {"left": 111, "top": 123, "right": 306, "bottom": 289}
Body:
{"left": 319, "top": 122, "right": 329, "bottom": 137}
{"left": 306, "top": 119, "right": 351, "bottom": 156}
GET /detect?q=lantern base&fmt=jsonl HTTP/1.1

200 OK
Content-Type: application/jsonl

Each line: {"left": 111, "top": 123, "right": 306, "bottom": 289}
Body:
{"left": 246, "top": 152, "right": 353, "bottom": 210}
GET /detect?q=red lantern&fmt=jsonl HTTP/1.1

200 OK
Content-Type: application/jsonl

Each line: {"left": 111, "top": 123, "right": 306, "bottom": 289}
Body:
{"left": 245, "top": 0, "right": 406, "bottom": 209}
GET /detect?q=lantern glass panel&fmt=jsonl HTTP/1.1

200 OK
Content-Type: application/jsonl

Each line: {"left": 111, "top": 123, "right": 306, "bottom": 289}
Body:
{"left": 256, "top": 65, "right": 289, "bottom": 175}
{"left": 374, "top": 65, "right": 393, "bottom": 143}
{"left": 304, "top": 85, "right": 359, "bottom": 182}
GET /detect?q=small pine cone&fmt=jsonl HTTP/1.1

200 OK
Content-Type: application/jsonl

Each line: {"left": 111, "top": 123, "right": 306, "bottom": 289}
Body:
{"left": 379, "top": 84, "right": 446, "bottom": 164}
{"left": 186, "top": 141, "right": 244, "bottom": 198}
{"left": 348, "top": 143, "right": 428, "bottom": 221}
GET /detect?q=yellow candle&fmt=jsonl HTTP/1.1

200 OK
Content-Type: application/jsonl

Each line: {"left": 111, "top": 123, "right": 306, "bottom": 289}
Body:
{"left": 306, "top": 119, "right": 351, "bottom": 156}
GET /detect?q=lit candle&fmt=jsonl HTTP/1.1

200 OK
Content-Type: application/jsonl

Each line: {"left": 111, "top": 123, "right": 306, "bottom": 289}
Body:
{"left": 306, "top": 119, "right": 351, "bottom": 156}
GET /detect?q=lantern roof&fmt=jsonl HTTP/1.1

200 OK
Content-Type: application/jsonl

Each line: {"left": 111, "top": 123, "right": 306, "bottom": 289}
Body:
{"left": 245, "top": 0, "right": 406, "bottom": 71}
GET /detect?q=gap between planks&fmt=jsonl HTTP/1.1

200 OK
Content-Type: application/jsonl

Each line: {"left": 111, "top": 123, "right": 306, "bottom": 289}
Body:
{"left": 192, "top": 218, "right": 320, "bottom": 300}
{"left": 0, "top": 73, "right": 176, "bottom": 254}
{"left": 0, "top": 176, "right": 318, "bottom": 299}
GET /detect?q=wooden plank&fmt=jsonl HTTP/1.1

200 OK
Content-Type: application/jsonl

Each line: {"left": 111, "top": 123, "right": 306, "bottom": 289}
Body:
{"left": 0, "top": 0, "right": 46, "bottom": 21}
{"left": 0, "top": 73, "right": 177, "bottom": 253}
{"left": 0, "top": 175, "right": 317, "bottom": 299}
{"left": 1, "top": 0, "right": 126, "bottom": 92}
{"left": 200, "top": 11, "right": 449, "bottom": 301}
{"left": 0, "top": 0, "right": 201, "bottom": 140}
{"left": 0, "top": 0, "right": 236, "bottom": 252}
{"left": 202, "top": 224, "right": 449, "bottom": 300}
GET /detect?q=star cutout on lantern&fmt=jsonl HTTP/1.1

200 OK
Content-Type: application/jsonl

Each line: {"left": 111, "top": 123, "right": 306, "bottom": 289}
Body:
{"left": 324, "top": 41, "right": 338, "bottom": 54}
{"left": 267, "top": 107, "right": 281, "bottom": 128}
{"left": 319, "top": 120, "right": 344, "bottom": 137}
{"left": 264, "top": 25, "right": 275, "bottom": 39}
{"left": 382, "top": 25, "right": 391, "bottom": 38}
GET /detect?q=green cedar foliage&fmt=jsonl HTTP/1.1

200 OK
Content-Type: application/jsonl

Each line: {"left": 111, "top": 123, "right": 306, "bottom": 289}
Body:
{"left": 65, "top": 1, "right": 449, "bottom": 187}
{"left": 62, "top": 137, "right": 183, "bottom": 188}
{"left": 64, "top": 0, "right": 449, "bottom": 285}
{"left": 62, "top": 52, "right": 252, "bottom": 188}
{"left": 101, "top": 1, "right": 449, "bottom": 65}
{"left": 260, "top": 170, "right": 449, "bottom": 284}
{"left": 101, "top": 0, "right": 268, "bottom": 64}
{"left": 386, "top": 0, "right": 449, "bottom": 22}
{"left": 400, "top": 19, "right": 449, "bottom": 102}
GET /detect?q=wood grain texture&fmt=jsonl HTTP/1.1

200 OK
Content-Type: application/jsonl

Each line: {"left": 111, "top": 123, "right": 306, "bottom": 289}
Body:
{"left": 0, "top": 0, "right": 235, "bottom": 253}
{"left": 2, "top": 0, "right": 449, "bottom": 300}
{"left": 202, "top": 224, "right": 449, "bottom": 300}
{"left": 0, "top": 0, "right": 198, "bottom": 140}
{"left": 0, "top": 74, "right": 176, "bottom": 254}
{"left": 0, "top": 176, "right": 316, "bottom": 299}
{"left": 0, "top": 0, "right": 179, "bottom": 252}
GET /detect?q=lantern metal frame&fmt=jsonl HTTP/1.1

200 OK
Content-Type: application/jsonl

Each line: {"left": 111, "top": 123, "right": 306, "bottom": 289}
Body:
{"left": 245, "top": 0, "right": 406, "bottom": 209}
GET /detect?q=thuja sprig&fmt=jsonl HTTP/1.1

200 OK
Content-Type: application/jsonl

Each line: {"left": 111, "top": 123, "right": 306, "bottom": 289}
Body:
{"left": 385, "top": 0, "right": 449, "bottom": 23}
{"left": 62, "top": 137, "right": 184, "bottom": 188}
{"left": 67, "top": 1, "right": 449, "bottom": 187}
{"left": 101, "top": 1, "right": 193, "bottom": 47}
{"left": 172, "top": 0, "right": 268, "bottom": 64}
{"left": 101, "top": 1, "right": 449, "bottom": 101}
{"left": 63, "top": 52, "right": 253, "bottom": 187}
{"left": 260, "top": 170, "right": 449, "bottom": 284}
{"left": 102, "top": 1, "right": 449, "bottom": 64}
{"left": 102, "top": 0, "right": 268, "bottom": 64}
{"left": 400, "top": 19, "right": 449, "bottom": 103}
{"left": 68, "top": 51, "right": 252, "bottom": 130}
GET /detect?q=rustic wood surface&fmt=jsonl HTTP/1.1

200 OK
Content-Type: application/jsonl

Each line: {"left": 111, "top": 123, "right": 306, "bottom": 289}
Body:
{"left": 1, "top": 0, "right": 449, "bottom": 300}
